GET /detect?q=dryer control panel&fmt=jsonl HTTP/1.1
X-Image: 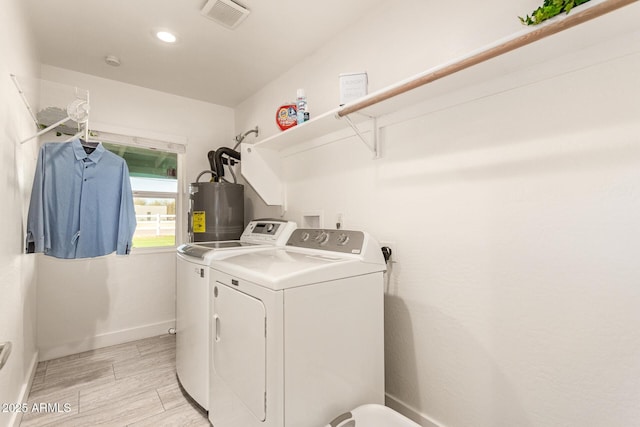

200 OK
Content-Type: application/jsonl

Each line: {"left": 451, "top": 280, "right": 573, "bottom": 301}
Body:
{"left": 286, "top": 229, "right": 365, "bottom": 254}
{"left": 241, "top": 219, "right": 297, "bottom": 245}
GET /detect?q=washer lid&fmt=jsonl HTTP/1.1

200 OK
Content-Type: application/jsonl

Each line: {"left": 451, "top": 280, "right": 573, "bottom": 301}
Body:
{"left": 210, "top": 248, "right": 384, "bottom": 290}
{"left": 177, "top": 241, "right": 263, "bottom": 260}
{"left": 197, "top": 241, "right": 259, "bottom": 249}
{"left": 175, "top": 219, "right": 297, "bottom": 261}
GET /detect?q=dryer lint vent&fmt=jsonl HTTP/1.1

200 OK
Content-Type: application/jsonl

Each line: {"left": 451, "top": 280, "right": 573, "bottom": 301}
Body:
{"left": 201, "top": 0, "right": 250, "bottom": 29}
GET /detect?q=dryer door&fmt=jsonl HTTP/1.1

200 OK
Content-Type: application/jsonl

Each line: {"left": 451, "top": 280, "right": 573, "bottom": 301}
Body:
{"left": 213, "top": 282, "right": 267, "bottom": 421}
{"left": 175, "top": 256, "right": 209, "bottom": 408}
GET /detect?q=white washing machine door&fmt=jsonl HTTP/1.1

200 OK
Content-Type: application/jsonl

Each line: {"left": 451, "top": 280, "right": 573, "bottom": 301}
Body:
{"left": 213, "top": 282, "right": 267, "bottom": 421}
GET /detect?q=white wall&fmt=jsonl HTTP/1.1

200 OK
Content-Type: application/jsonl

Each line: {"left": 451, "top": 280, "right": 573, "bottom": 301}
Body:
{"left": 0, "top": 0, "right": 40, "bottom": 426}
{"left": 235, "top": 1, "right": 640, "bottom": 426}
{"left": 35, "top": 66, "right": 235, "bottom": 360}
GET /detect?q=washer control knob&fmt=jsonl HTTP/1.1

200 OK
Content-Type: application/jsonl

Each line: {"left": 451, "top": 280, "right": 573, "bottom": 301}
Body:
{"left": 315, "top": 231, "right": 330, "bottom": 245}
{"left": 266, "top": 223, "right": 275, "bottom": 233}
{"left": 337, "top": 233, "right": 350, "bottom": 246}
{"left": 300, "top": 232, "right": 310, "bottom": 242}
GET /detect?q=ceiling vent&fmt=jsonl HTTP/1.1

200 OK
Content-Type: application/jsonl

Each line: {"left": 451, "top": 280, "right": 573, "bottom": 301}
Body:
{"left": 201, "top": 0, "right": 250, "bottom": 29}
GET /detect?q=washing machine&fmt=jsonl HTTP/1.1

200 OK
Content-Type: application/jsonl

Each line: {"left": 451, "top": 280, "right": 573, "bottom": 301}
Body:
{"left": 175, "top": 219, "right": 296, "bottom": 410}
{"left": 208, "top": 228, "right": 386, "bottom": 427}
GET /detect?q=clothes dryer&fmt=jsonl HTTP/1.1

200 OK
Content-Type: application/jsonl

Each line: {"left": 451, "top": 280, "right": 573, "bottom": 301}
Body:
{"left": 175, "top": 219, "right": 296, "bottom": 409}
{"left": 208, "top": 228, "right": 386, "bottom": 427}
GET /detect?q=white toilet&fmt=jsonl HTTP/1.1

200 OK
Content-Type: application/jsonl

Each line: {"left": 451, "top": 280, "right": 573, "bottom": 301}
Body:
{"left": 325, "top": 404, "right": 421, "bottom": 427}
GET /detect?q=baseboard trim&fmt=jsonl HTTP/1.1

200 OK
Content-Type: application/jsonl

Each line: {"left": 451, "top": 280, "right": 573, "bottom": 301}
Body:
{"left": 385, "top": 393, "right": 444, "bottom": 427}
{"left": 9, "top": 350, "right": 39, "bottom": 427}
{"left": 38, "top": 320, "right": 175, "bottom": 361}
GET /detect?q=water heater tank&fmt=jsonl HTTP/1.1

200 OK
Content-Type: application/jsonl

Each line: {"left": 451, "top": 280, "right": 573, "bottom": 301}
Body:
{"left": 189, "top": 181, "right": 244, "bottom": 242}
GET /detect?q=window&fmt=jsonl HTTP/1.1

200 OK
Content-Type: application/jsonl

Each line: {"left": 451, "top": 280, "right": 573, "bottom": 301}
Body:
{"left": 102, "top": 142, "right": 179, "bottom": 249}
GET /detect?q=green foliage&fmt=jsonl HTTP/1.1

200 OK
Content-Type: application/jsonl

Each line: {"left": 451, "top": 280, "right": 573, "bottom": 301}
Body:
{"left": 132, "top": 235, "right": 176, "bottom": 248}
{"left": 519, "top": 0, "right": 591, "bottom": 25}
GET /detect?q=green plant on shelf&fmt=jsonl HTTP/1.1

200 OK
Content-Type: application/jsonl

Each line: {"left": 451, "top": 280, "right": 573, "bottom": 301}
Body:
{"left": 519, "top": 0, "right": 591, "bottom": 25}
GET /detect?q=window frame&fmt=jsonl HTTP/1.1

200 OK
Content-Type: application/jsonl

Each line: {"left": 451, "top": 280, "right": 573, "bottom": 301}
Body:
{"left": 91, "top": 127, "right": 186, "bottom": 254}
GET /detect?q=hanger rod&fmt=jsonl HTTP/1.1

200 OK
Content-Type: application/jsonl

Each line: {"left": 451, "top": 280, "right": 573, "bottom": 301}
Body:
{"left": 338, "top": 0, "right": 637, "bottom": 118}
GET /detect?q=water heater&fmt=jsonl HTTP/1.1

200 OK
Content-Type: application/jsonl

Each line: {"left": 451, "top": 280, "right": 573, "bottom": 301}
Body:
{"left": 188, "top": 181, "right": 244, "bottom": 242}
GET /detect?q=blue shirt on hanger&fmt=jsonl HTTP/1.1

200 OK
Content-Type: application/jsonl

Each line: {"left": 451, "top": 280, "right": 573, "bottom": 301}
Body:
{"left": 26, "top": 138, "right": 137, "bottom": 259}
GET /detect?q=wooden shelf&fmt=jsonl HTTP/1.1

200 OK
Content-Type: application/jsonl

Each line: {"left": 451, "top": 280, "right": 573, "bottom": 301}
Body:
{"left": 339, "top": 0, "right": 638, "bottom": 119}
{"left": 242, "top": 0, "right": 640, "bottom": 205}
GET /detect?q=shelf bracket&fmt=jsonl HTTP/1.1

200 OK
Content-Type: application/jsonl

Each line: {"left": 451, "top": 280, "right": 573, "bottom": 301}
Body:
{"left": 10, "top": 74, "right": 39, "bottom": 127}
{"left": 342, "top": 114, "right": 380, "bottom": 159}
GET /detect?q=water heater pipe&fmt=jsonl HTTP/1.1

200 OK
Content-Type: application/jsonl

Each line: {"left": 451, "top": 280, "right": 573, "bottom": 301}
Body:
{"left": 214, "top": 147, "right": 241, "bottom": 180}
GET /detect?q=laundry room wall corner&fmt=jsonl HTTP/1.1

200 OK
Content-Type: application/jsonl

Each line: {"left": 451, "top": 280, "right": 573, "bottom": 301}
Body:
{"left": 0, "top": 0, "right": 41, "bottom": 425}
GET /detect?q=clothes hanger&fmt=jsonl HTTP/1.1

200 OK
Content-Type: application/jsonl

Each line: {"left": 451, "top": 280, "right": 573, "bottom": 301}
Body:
{"left": 64, "top": 104, "right": 99, "bottom": 150}
{"left": 65, "top": 129, "right": 99, "bottom": 148}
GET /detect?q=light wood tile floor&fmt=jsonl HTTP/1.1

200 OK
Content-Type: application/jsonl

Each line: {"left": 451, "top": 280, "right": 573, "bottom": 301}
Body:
{"left": 20, "top": 334, "right": 210, "bottom": 427}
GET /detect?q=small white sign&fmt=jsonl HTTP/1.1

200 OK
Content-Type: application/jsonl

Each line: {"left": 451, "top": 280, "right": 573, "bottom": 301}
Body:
{"left": 339, "top": 72, "right": 368, "bottom": 106}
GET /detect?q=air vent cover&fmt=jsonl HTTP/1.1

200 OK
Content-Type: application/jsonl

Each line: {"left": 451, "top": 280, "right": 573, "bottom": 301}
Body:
{"left": 201, "top": 0, "right": 250, "bottom": 29}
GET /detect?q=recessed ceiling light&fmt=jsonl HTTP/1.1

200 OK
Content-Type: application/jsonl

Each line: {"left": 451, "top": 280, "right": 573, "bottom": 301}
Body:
{"left": 156, "top": 31, "right": 177, "bottom": 43}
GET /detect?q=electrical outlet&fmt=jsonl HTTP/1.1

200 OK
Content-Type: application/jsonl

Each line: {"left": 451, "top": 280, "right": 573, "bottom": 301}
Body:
{"left": 379, "top": 240, "right": 398, "bottom": 263}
